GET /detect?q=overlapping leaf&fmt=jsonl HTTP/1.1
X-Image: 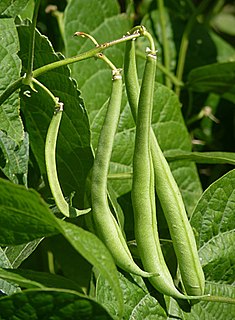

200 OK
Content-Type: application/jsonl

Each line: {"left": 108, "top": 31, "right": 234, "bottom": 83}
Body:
{"left": 191, "top": 169, "right": 235, "bottom": 284}
{"left": 0, "top": 18, "right": 23, "bottom": 143}
{"left": 18, "top": 24, "right": 93, "bottom": 207}
{"left": 64, "top": 0, "right": 130, "bottom": 123}
{"left": 0, "top": 289, "right": 113, "bottom": 319}
{"left": 0, "top": 0, "right": 30, "bottom": 17}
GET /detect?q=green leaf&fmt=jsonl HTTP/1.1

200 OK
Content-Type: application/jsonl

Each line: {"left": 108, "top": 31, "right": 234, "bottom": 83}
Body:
{"left": 48, "top": 235, "right": 92, "bottom": 290}
{"left": 18, "top": 24, "right": 93, "bottom": 207}
{"left": 96, "top": 272, "right": 147, "bottom": 319}
{"left": 0, "top": 18, "right": 23, "bottom": 143}
{"left": 191, "top": 169, "right": 235, "bottom": 284}
{"left": 0, "top": 131, "right": 29, "bottom": 186}
{"left": 184, "top": 282, "right": 235, "bottom": 320}
{"left": 57, "top": 220, "right": 124, "bottom": 318}
{"left": 64, "top": 0, "right": 130, "bottom": 123}
{"left": 209, "top": 32, "right": 235, "bottom": 63}
{"left": 199, "top": 231, "right": 234, "bottom": 283}
{"left": 0, "top": 0, "right": 30, "bottom": 17}
{"left": 3, "top": 239, "right": 43, "bottom": 268}
{"left": 0, "top": 247, "right": 20, "bottom": 295}
{"left": 187, "top": 61, "right": 235, "bottom": 96}
{"left": 0, "top": 178, "right": 59, "bottom": 245}
{"left": 165, "top": 150, "right": 235, "bottom": 165}
{"left": 129, "top": 294, "right": 167, "bottom": 319}
{"left": 1, "top": 268, "right": 83, "bottom": 292}
{"left": 0, "top": 268, "right": 43, "bottom": 289}
{"left": 212, "top": 11, "right": 235, "bottom": 36}
{"left": 165, "top": 282, "right": 235, "bottom": 320}
{"left": 0, "top": 288, "right": 113, "bottom": 319}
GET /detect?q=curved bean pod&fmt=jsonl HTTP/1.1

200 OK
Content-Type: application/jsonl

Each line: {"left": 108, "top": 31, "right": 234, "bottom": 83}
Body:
{"left": 125, "top": 36, "right": 205, "bottom": 297}
{"left": 45, "top": 104, "right": 91, "bottom": 218}
{"left": 91, "top": 68, "right": 152, "bottom": 277}
{"left": 131, "top": 49, "right": 186, "bottom": 298}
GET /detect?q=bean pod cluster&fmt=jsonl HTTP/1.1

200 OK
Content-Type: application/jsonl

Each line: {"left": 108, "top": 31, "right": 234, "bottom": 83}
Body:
{"left": 45, "top": 26, "right": 205, "bottom": 301}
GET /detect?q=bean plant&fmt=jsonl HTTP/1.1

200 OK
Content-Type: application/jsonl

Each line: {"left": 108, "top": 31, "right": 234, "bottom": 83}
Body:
{"left": 0, "top": 0, "right": 235, "bottom": 319}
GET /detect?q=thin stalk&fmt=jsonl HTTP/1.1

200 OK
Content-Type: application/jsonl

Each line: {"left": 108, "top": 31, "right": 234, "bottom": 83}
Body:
{"left": 24, "top": 0, "right": 41, "bottom": 85}
{"left": 108, "top": 172, "right": 132, "bottom": 180}
{"left": 0, "top": 32, "right": 141, "bottom": 106}
{"left": 33, "top": 32, "right": 141, "bottom": 78}
{"left": 175, "top": 0, "right": 213, "bottom": 96}
{"left": 200, "top": 294, "right": 235, "bottom": 305}
{"left": 157, "top": 0, "right": 172, "bottom": 88}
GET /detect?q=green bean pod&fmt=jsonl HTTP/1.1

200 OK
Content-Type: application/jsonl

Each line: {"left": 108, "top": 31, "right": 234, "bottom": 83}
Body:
{"left": 91, "top": 69, "right": 152, "bottom": 277}
{"left": 131, "top": 51, "right": 185, "bottom": 298}
{"left": 45, "top": 105, "right": 91, "bottom": 218}
{"left": 150, "top": 138, "right": 205, "bottom": 296}
{"left": 125, "top": 38, "right": 205, "bottom": 297}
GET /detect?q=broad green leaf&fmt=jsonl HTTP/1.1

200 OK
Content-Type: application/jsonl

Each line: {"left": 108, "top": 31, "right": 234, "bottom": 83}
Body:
{"left": 0, "top": 18, "right": 23, "bottom": 143}
{"left": 18, "top": 25, "right": 93, "bottom": 208}
{"left": 4, "top": 239, "right": 43, "bottom": 268}
{"left": 129, "top": 294, "right": 167, "bottom": 319}
{"left": 0, "top": 178, "right": 59, "bottom": 245}
{"left": 212, "top": 11, "right": 235, "bottom": 36}
{"left": 0, "top": 177, "right": 123, "bottom": 314}
{"left": 0, "top": 131, "right": 29, "bottom": 186}
{"left": 96, "top": 272, "right": 147, "bottom": 320}
{"left": 0, "top": 288, "right": 113, "bottom": 319}
{"left": 1, "top": 268, "right": 83, "bottom": 292}
{"left": 199, "top": 231, "right": 234, "bottom": 284}
{"left": 57, "top": 220, "right": 124, "bottom": 318}
{"left": 184, "top": 282, "right": 235, "bottom": 320}
{"left": 0, "top": 247, "right": 20, "bottom": 295}
{"left": 191, "top": 169, "right": 235, "bottom": 284}
{"left": 0, "top": 268, "right": 44, "bottom": 289}
{"left": 1, "top": 0, "right": 30, "bottom": 17}
{"left": 48, "top": 234, "right": 92, "bottom": 290}
{"left": 64, "top": 0, "right": 130, "bottom": 123}
{"left": 165, "top": 282, "right": 235, "bottom": 320}
{"left": 187, "top": 62, "right": 235, "bottom": 96}
{"left": 165, "top": 150, "right": 235, "bottom": 165}
{"left": 209, "top": 32, "right": 235, "bottom": 63}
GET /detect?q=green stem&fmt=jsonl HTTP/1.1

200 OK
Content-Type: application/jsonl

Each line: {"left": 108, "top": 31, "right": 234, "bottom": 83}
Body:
{"left": 32, "top": 78, "right": 58, "bottom": 105}
{"left": 0, "top": 32, "right": 141, "bottom": 107}
{"left": 157, "top": 0, "right": 172, "bottom": 88}
{"left": 200, "top": 294, "right": 235, "bottom": 305}
{"left": 33, "top": 32, "right": 141, "bottom": 78}
{"left": 24, "top": 0, "right": 41, "bottom": 85}
{"left": 175, "top": 0, "right": 213, "bottom": 96}
{"left": 108, "top": 172, "right": 132, "bottom": 180}
{"left": 0, "top": 77, "right": 23, "bottom": 106}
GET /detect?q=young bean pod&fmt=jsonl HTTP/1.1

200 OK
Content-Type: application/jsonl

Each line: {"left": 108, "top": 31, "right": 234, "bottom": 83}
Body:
{"left": 45, "top": 103, "right": 91, "bottom": 218}
{"left": 125, "top": 32, "right": 205, "bottom": 297}
{"left": 91, "top": 68, "right": 152, "bottom": 277}
{"left": 131, "top": 47, "right": 186, "bottom": 298}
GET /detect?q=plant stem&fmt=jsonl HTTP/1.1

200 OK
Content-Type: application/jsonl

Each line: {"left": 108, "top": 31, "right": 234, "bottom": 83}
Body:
{"left": 200, "top": 294, "right": 235, "bottom": 305}
{"left": 108, "top": 172, "right": 132, "bottom": 180}
{"left": 0, "top": 77, "right": 23, "bottom": 106}
{"left": 157, "top": 0, "right": 172, "bottom": 88}
{"left": 24, "top": 0, "right": 41, "bottom": 85}
{"left": 0, "top": 32, "right": 141, "bottom": 106}
{"left": 33, "top": 32, "right": 141, "bottom": 78}
{"left": 175, "top": 0, "right": 213, "bottom": 96}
